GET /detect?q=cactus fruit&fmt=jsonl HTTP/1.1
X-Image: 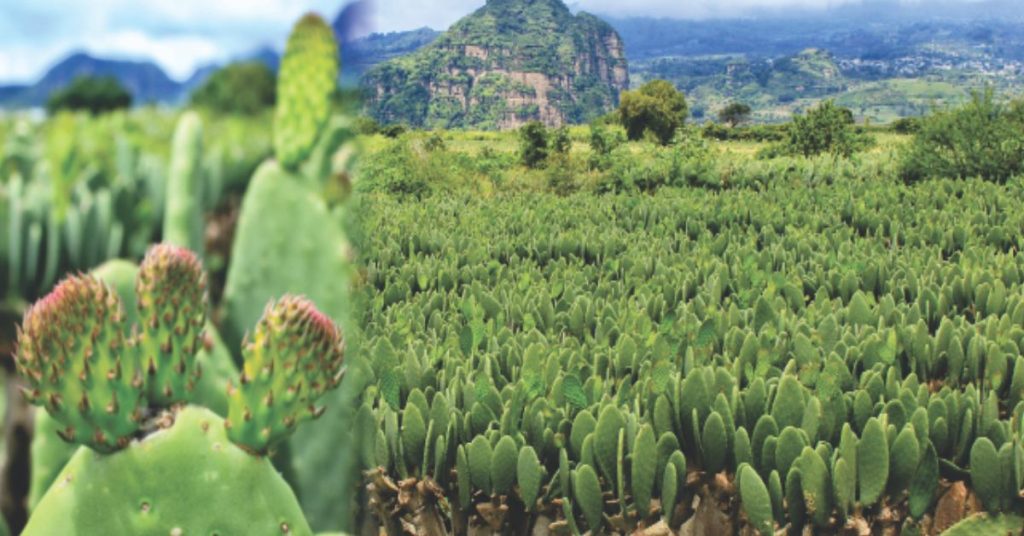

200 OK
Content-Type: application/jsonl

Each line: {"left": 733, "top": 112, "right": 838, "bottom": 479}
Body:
{"left": 225, "top": 295, "right": 345, "bottom": 455}
{"left": 574, "top": 465, "right": 604, "bottom": 532}
{"left": 23, "top": 406, "right": 312, "bottom": 535}
{"left": 16, "top": 275, "right": 143, "bottom": 452}
{"left": 737, "top": 463, "right": 773, "bottom": 535}
{"left": 274, "top": 13, "right": 339, "bottom": 171}
{"left": 857, "top": 417, "right": 889, "bottom": 506}
{"left": 135, "top": 244, "right": 207, "bottom": 407}
{"left": 517, "top": 446, "right": 543, "bottom": 511}
{"left": 163, "top": 111, "right": 203, "bottom": 252}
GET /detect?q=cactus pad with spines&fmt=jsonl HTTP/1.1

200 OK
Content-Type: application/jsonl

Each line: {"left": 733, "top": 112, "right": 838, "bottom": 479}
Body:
{"left": 135, "top": 244, "right": 207, "bottom": 407}
{"left": 225, "top": 295, "right": 345, "bottom": 455}
{"left": 274, "top": 13, "right": 339, "bottom": 170}
{"left": 16, "top": 275, "right": 143, "bottom": 453}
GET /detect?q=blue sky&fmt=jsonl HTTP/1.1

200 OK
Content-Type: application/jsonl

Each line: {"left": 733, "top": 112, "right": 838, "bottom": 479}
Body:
{"left": 0, "top": 0, "right": 989, "bottom": 84}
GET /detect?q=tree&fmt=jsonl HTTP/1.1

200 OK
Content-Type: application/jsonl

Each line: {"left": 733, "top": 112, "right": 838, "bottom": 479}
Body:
{"left": 189, "top": 61, "right": 276, "bottom": 115}
{"left": 719, "top": 102, "right": 752, "bottom": 127}
{"left": 784, "top": 100, "right": 859, "bottom": 157}
{"left": 900, "top": 90, "right": 1024, "bottom": 184}
{"left": 618, "top": 80, "right": 688, "bottom": 145}
{"left": 46, "top": 76, "right": 132, "bottom": 115}
{"left": 519, "top": 121, "right": 550, "bottom": 169}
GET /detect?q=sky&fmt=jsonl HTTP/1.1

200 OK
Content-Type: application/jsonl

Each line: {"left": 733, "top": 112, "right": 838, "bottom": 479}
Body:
{"left": 0, "top": 0, "right": 993, "bottom": 85}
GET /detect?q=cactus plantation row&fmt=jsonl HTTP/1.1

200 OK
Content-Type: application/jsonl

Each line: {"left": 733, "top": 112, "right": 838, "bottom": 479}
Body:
{"left": 352, "top": 176, "right": 1024, "bottom": 534}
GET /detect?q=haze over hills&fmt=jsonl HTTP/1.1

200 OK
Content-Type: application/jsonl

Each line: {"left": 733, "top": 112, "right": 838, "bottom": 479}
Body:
{"left": 2, "top": 0, "right": 1023, "bottom": 123}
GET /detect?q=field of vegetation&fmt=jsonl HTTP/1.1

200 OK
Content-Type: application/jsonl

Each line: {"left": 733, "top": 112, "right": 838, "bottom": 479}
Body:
{"left": 348, "top": 91, "right": 1024, "bottom": 534}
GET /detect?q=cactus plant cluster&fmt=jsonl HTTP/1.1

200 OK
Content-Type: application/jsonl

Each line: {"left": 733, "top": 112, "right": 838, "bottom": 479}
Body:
{"left": 354, "top": 178, "right": 1024, "bottom": 534}
{"left": 15, "top": 243, "right": 345, "bottom": 533}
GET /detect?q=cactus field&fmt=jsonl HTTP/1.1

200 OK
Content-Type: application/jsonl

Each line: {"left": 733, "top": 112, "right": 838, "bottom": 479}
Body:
{"left": 349, "top": 169, "right": 1024, "bottom": 534}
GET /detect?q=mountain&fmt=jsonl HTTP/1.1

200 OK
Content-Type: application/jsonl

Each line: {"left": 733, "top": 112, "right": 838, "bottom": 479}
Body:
{"left": 343, "top": 28, "right": 440, "bottom": 84}
{"left": 362, "top": 0, "right": 629, "bottom": 129}
{"left": 0, "top": 52, "right": 180, "bottom": 107}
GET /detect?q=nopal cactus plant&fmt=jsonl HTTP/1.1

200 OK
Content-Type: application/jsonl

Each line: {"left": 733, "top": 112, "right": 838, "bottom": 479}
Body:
{"left": 17, "top": 243, "right": 346, "bottom": 535}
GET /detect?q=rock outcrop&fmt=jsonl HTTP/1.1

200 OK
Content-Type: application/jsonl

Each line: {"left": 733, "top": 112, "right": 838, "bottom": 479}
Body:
{"left": 362, "top": 0, "right": 629, "bottom": 130}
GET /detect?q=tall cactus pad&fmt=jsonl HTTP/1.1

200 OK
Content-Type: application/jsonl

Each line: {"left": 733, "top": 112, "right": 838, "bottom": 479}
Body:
{"left": 163, "top": 111, "right": 204, "bottom": 251}
{"left": 16, "top": 276, "right": 143, "bottom": 453}
{"left": 136, "top": 244, "right": 207, "bottom": 407}
{"left": 226, "top": 296, "right": 345, "bottom": 454}
{"left": 23, "top": 406, "right": 313, "bottom": 535}
{"left": 274, "top": 13, "right": 339, "bottom": 170}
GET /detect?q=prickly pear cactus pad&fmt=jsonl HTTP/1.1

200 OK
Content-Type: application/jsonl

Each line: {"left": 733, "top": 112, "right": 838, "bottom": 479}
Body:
{"left": 23, "top": 406, "right": 313, "bottom": 536}
{"left": 274, "top": 13, "right": 339, "bottom": 171}
{"left": 16, "top": 275, "right": 144, "bottom": 453}
{"left": 226, "top": 295, "right": 346, "bottom": 455}
{"left": 136, "top": 243, "right": 207, "bottom": 407}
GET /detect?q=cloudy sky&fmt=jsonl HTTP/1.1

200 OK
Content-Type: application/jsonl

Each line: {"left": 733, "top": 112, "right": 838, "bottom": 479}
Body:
{"left": 0, "top": 0, "right": 992, "bottom": 84}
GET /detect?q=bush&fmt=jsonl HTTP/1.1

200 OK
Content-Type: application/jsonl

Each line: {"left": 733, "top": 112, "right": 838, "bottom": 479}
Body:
{"left": 46, "top": 76, "right": 132, "bottom": 115}
{"left": 618, "top": 80, "right": 688, "bottom": 145}
{"left": 551, "top": 127, "right": 572, "bottom": 155}
{"left": 545, "top": 153, "right": 580, "bottom": 196}
{"left": 519, "top": 121, "right": 550, "bottom": 169}
{"left": 890, "top": 116, "right": 921, "bottom": 135}
{"left": 770, "top": 100, "right": 866, "bottom": 158}
{"left": 189, "top": 62, "right": 276, "bottom": 115}
{"left": 719, "top": 102, "right": 752, "bottom": 127}
{"left": 354, "top": 116, "right": 381, "bottom": 135}
{"left": 588, "top": 124, "right": 624, "bottom": 171}
{"left": 358, "top": 139, "right": 433, "bottom": 198}
{"left": 900, "top": 91, "right": 1024, "bottom": 184}
{"left": 380, "top": 124, "right": 408, "bottom": 138}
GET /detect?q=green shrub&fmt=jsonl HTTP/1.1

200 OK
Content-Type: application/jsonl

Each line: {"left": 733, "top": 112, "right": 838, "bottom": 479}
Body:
{"left": 588, "top": 124, "right": 623, "bottom": 171}
{"left": 719, "top": 102, "right": 752, "bottom": 127}
{"left": 46, "top": 76, "right": 132, "bottom": 115}
{"left": 551, "top": 127, "right": 572, "bottom": 155}
{"left": 189, "top": 62, "right": 276, "bottom": 115}
{"left": 519, "top": 121, "right": 550, "bottom": 169}
{"left": 900, "top": 91, "right": 1024, "bottom": 184}
{"left": 773, "top": 100, "right": 864, "bottom": 158}
{"left": 618, "top": 80, "right": 688, "bottom": 146}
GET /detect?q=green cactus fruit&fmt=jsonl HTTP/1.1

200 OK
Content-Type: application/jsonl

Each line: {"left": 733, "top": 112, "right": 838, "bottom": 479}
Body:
{"left": 702, "top": 410, "right": 728, "bottom": 475}
{"left": 571, "top": 409, "right": 597, "bottom": 458}
{"left": 594, "top": 404, "right": 626, "bottom": 487}
{"left": 274, "top": 13, "right": 339, "bottom": 170}
{"left": 163, "top": 111, "right": 203, "bottom": 252}
{"left": 135, "top": 244, "right": 207, "bottom": 407}
{"left": 492, "top": 435, "right": 518, "bottom": 496}
{"left": 909, "top": 442, "right": 938, "bottom": 519}
{"left": 573, "top": 465, "right": 604, "bottom": 532}
{"left": 632, "top": 423, "right": 657, "bottom": 516}
{"left": 400, "top": 404, "right": 426, "bottom": 471}
{"left": 737, "top": 463, "right": 774, "bottom": 535}
{"left": 889, "top": 425, "right": 921, "bottom": 496}
{"left": 16, "top": 275, "right": 143, "bottom": 452}
{"left": 661, "top": 461, "right": 678, "bottom": 525}
{"left": 468, "top": 435, "right": 493, "bottom": 495}
{"left": 517, "top": 446, "right": 543, "bottom": 511}
{"left": 797, "top": 447, "right": 831, "bottom": 528}
{"left": 857, "top": 417, "right": 889, "bottom": 506}
{"left": 225, "top": 295, "right": 345, "bottom": 455}
{"left": 970, "top": 437, "right": 1002, "bottom": 513}
{"left": 23, "top": 406, "right": 312, "bottom": 535}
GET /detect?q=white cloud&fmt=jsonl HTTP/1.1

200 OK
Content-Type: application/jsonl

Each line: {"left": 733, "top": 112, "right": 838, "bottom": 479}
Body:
{"left": 0, "top": 0, "right": 343, "bottom": 83}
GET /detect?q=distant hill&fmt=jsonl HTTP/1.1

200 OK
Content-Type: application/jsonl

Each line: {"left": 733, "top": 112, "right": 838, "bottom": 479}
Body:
{"left": 0, "top": 53, "right": 180, "bottom": 108}
{"left": 362, "top": 0, "right": 628, "bottom": 129}
{"left": 342, "top": 28, "right": 440, "bottom": 83}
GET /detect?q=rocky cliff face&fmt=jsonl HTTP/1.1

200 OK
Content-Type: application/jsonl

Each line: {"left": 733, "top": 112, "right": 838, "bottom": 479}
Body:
{"left": 363, "top": 0, "right": 629, "bottom": 130}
